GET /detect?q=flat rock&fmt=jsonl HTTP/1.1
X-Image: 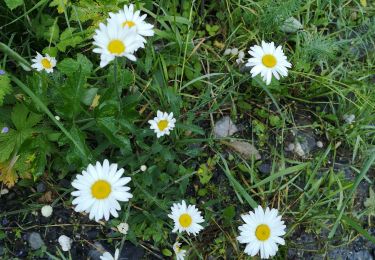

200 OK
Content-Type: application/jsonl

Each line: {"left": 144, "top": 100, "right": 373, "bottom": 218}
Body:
{"left": 28, "top": 232, "right": 44, "bottom": 250}
{"left": 224, "top": 141, "right": 261, "bottom": 160}
{"left": 214, "top": 116, "right": 238, "bottom": 137}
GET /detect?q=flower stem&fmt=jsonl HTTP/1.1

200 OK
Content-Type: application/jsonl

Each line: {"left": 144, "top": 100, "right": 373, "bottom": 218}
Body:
{"left": 114, "top": 58, "right": 122, "bottom": 116}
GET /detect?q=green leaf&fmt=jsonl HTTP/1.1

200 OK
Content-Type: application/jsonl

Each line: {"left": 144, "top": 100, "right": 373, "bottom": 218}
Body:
{"left": 162, "top": 249, "right": 172, "bottom": 257}
{"left": 0, "top": 72, "right": 12, "bottom": 106}
{"left": 54, "top": 68, "right": 86, "bottom": 119}
{"left": 43, "top": 22, "right": 60, "bottom": 43}
{"left": 4, "top": 0, "right": 23, "bottom": 10}
{"left": 97, "top": 117, "right": 132, "bottom": 153}
{"left": 11, "top": 103, "right": 42, "bottom": 130}
{"left": 222, "top": 205, "right": 236, "bottom": 224}
{"left": 364, "top": 188, "right": 375, "bottom": 217}
{"left": 0, "top": 131, "right": 16, "bottom": 162}
{"left": 57, "top": 54, "right": 92, "bottom": 77}
{"left": 57, "top": 28, "right": 84, "bottom": 52}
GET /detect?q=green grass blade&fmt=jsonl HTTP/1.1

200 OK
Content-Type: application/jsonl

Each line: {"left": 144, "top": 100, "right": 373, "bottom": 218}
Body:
{"left": 329, "top": 152, "right": 375, "bottom": 239}
{"left": 0, "top": 42, "right": 31, "bottom": 71}
{"left": 340, "top": 213, "right": 375, "bottom": 244}
{"left": 250, "top": 162, "right": 310, "bottom": 189}
{"left": 219, "top": 154, "right": 258, "bottom": 209}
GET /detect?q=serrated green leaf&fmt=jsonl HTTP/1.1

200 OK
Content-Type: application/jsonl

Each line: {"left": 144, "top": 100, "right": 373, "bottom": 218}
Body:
{"left": 4, "top": 0, "right": 23, "bottom": 10}
{"left": 0, "top": 72, "right": 12, "bottom": 106}
{"left": 57, "top": 28, "right": 83, "bottom": 52}
{"left": 11, "top": 103, "right": 42, "bottom": 130}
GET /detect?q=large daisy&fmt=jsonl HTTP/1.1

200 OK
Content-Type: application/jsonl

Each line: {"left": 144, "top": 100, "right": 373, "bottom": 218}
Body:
{"left": 237, "top": 205, "right": 286, "bottom": 259}
{"left": 246, "top": 41, "right": 291, "bottom": 85}
{"left": 108, "top": 4, "right": 154, "bottom": 37}
{"left": 71, "top": 159, "right": 133, "bottom": 222}
{"left": 148, "top": 110, "right": 176, "bottom": 138}
{"left": 168, "top": 200, "right": 204, "bottom": 236}
{"left": 93, "top": 21, "right": 145, "bottom": 68}
{"left": 31, "top": 52, "right": 56, "bottom": 73}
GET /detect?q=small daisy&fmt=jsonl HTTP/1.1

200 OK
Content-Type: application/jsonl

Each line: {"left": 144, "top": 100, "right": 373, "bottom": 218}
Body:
{"left": 71, "top": 159, "right": 133, "bottom": 221}
{"left": 168, "top": 200, "right": 204, "bottom": 236}
{"left": 100, "top": 248, "right": 119, "bottom": 260}
{"left": 148, "top": 110, "right": 176, "bottom": 138}
{"left": 117, "top": 222, "right": 129, "bottom": 235}
{"left": 31, "top": 52, "right": 56, "bottom": 73}
{"left": 173, "top": 241, "right": 187, "bottom": 260}
{"left": 93, "top": 21, "right": 145, "bottom": 68}
{"left": 237, "top": 205, "right": 286, "bottom": 259}
{"left": 246, "top": 41, "right": 291, "bottom": 85}
{"left": 108, "top": 4, "right": 154, "bottom": 37}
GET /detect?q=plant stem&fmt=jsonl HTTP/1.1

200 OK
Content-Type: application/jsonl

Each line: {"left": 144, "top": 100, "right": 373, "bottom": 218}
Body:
{"left": 114, "top": 57, "right": 122, "bottom": 116}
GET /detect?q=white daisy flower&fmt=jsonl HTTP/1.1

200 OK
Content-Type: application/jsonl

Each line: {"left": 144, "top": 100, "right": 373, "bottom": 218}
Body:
{"left": 237, "top": 205, "right": 286, "bottom": 259}
{"left": 93, "top": 21, "right": 145, "bottom": 68}
{"left": 246, "top": 41, "right": 291, "bottom": 85}
{"left": 58, "top": 235, "right": 73, "bottom": 252}
{"left": 100, "top": 248, "right": 119, "bottom": 260}
{"left": 108, "top": 4, "right": 154, "bottom": 37}
{"left": 173, "top": 241, "right": 187, "bottom": 260}
{"left": 71, "top": 159, "right": 133, "bottom": 222}
{"left": 117, "top": 222, "right": 129, "bottom": 235}
{"left": 31, "top": 52, "right": 56, "bottom": 73}
{"left": 168, "top": 200, "right": 204, "bottom": 236}
{"left": 148, "top": 110, "right": 176, "bottom": 138}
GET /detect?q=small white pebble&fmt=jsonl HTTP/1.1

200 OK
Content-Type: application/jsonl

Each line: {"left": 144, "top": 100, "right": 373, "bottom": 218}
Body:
{"left": 41, "top": 205, "right": 53, "bottom": 217}
{"left": 316, "top": 141, "right": 323, "bottom": 148}
{"left": 58, "top": 235, "right": 72, "bottom": 252}
{"left": 117, "top": 222, "right": 129, "bottom": 235}
{"left": 55, "top": 115, "right": 60, "bottom": 121}
{"left": 343, "top": 114, "right": 355, "bottom": 124}
{"left": 223, "top": 48, "right": 232, "bottom": 55}
{"left": 231, "top": 48, "right": 239, "bottom": 55}
{"left": 286, "top": 143, "right": 295, "bottom": 151}
{"left": 0, "top": 188, "right": 9, "bottom": 195}
{"left": 238, "top": 50, "right": 245, "bottom": 59}
{"left": 140, "top": 165, "right": 147, "bottom": 172}
{"left": 294, "top": 142, "right": 305, "bottom": 157}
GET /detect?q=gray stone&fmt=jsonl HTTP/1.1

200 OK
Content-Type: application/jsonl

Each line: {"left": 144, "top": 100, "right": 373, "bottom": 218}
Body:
{"left": 293, "top": 130, "right": 316, "bottom": 157}
{"left": 224, "top": 141, "right": 261, "bottom": 160}
{"left": 280, "top": 17, "right": 303, "bottom": 33}
{"left": 36, "top": 183, "right": 46, "bottom": 193}
{"left": 28, "top": 232, "right": 44, "bottom": 250}
{"left": 214, "top": 116, "right": 239, "bottom": 137}
{"left": 258, "top": 163, "right": 272, "bottom": 174}
{"left": 88, "top": 242, "right": 105, "bottom": 260}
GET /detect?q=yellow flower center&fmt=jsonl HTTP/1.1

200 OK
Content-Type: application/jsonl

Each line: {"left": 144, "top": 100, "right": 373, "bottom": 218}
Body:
{"left": 179, "top": 213, "right": 192, "bottom": 228}
{"left": 157, "top": 120, "right": 169, "bottom": 131}
{"left": 262, "top": 54, "right": 277, "bottom": 68}
{"left": 122, "top": 20, "right": 136, "bottom": 28}
{"left": 255, "top": 224, "right": 271, "bottom": 241}
{"left": 41, "top": 58, "right": 52, "bottom": 69}
{"left": 107, "top": 39, "right": 126, "bottom": 55}
{"left": 91, "top": 180, "right": 111, "bottom": 199}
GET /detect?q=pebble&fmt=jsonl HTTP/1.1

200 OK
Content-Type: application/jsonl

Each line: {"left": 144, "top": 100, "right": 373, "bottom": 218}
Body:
{"left": 258, "top": 163, "right": 272, "bottom": 174}
{"left": 316, "top": 141, "right": 323, "bottom": 148}
{"left": 36, "top": 183, "right": 46, "bottom": 193}
{"left": 28, "top": 232, "right": 44, "bottom": 250}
